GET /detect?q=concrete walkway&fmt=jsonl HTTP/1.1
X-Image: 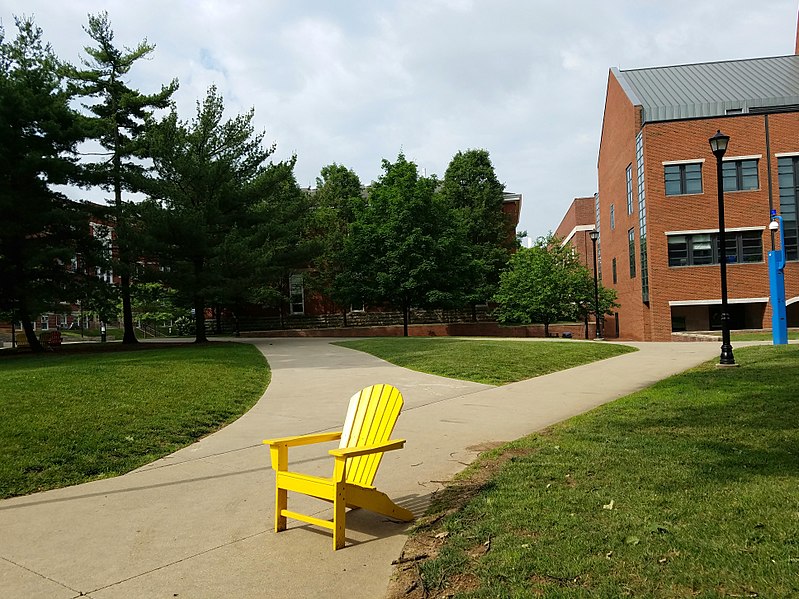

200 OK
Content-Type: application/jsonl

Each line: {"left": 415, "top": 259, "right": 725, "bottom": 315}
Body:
{"left": 0, "top": 338, "right": 723, "bottom": 598}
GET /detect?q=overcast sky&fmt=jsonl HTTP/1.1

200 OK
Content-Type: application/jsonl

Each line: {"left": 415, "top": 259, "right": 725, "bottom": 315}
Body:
{"left": 2, "top": 0, "right": 797, "bottom": 240}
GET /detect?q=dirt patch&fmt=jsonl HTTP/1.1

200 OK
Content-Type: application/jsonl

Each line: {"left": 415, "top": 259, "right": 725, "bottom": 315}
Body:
{"left": 385, "top": 441, "right": 543, "bottom": 598}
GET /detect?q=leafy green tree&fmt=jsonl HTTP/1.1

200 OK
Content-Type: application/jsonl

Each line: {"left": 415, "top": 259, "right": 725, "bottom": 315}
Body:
{"left": 0, "top": 18, "right": 102, "bottom": 352}
{"left": 141, "top": 86, "right": 307, "bottom": 342}
{"left": 441, "top": 149, "right": 515, "bottom": 316}
{"left": 71, "top": 12, "right": 178, "bottom": 344}
{"left": 306, "top": 163, "right": 364, "bottom": 321}
{"left": 493, "top": 235, "right": 581, "bottom": 336}
{"left": 336, "top": 154, "right": 461, "bottom": 336}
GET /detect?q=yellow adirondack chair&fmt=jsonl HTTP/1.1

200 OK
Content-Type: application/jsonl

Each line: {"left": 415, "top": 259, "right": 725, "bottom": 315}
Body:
{"left": 263, "top": 383, "right": 414, "bottom": 550}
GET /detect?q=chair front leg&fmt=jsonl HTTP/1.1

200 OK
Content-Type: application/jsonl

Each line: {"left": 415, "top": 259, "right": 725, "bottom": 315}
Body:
{"left": 275, "top": 486, "right": 287, "bottom": 532}
{"left": 271, "top": 445, "right": 288, "bottom": 532}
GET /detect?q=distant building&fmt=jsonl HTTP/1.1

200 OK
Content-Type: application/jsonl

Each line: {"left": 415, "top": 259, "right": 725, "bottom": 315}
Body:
{"left": 554, "top": 196, "right": 597, "bottom": 270}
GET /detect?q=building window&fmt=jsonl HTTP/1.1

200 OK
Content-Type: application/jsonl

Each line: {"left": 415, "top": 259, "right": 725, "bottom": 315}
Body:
{"left": 626, "top": 164, "right": 634, "bottom": 214}
{"left": 41, "top": 315, "right": 49, "bottom": 331}
{"left": 667, "top": 231, "right": 763, "bottom": 267}
{"left": 612, "top": 258, "right": 617, "bottom": 284}
{"left": 628, "top": 228, "right": 636, "bottom": 278}
{"left": 664, "top": 163, "right": 702, "bottom": 195}
{"left": 778, "top": 156, "right": 799, "bottom": 260}
{"left": 610, "top": 204, "right": 615, "bottom": 230}
{"left": 289, "top": 274, "right": 305, "bottom": 314}
{"left": 637, "top": 132, "right": 649, "bottom": 302}
{"left": 722, "top": 159, "right": 758, "bottom": 192}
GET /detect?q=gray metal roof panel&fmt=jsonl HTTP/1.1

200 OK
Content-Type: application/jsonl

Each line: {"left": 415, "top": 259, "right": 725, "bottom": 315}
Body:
{"left": 617, "top": 55, "right": 799, "bottom": 122}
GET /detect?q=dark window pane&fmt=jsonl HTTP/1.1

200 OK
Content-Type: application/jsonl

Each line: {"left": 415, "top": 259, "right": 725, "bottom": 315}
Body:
{"left": 684, "top": 164, "right": 702, "bottom": 194}
{"left": 664, "top": 165, "right": 681, "bottom": 195}
{"left": 691, "top": 234, "right": 712, "bottom": 265}
{"left": 740, "top": 231, "right": 762, "bottom": 263}
{"left": 740, "top": 160, "right": 758, "bottom": 190}
{"left": 668, "top": 236, "right": 688, "bottom": 266}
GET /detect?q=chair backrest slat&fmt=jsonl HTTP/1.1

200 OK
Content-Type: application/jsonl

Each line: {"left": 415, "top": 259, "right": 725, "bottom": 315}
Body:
{"left": 339, "top": 384, "right": 403, "bottom": 487}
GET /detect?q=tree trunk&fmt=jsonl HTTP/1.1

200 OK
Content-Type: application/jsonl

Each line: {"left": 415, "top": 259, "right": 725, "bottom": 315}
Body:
{"left": 114, "top": 138, "right": 137, "bottom": 345}
{"left": 214, "top": 304, "right": 222, "bottom": 334}
{"left": 471, "top": 303, "right": 477, "bottom": 322}
{"left": 18, "top": 306, "right": 44, "bottom": 353}
{"left": 403, "top": 305, "right": 409, "bottom": 337}
{"left": 584, "top": 313, "right": 589, "bottom": 340}
{"left": 544, "top": 321, "right": 549, "bottom": 338}
{"left": 194, "top": 294, "right": 207, "bottom": 343}
{"left": 193, "top": 259, "right": 208, "bottom": 343}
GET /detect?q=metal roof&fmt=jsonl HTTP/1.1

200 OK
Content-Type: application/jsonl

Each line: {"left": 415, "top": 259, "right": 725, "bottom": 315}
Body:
{"left": 615, "top": 55, "right": 799, "bottom": 123}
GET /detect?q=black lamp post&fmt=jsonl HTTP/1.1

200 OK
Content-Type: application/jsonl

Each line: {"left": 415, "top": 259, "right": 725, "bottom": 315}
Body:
{"left": 709, "top": 130, "right": 735, "bottom": 365}
{"left": 589, "top": 229, "right": 601, "bottom": 339}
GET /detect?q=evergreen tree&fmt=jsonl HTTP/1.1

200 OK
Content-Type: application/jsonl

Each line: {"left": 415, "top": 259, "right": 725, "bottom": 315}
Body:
{"left": 0, "top": 18, "right": 101, "bottom": 352}
{"left": 141, "top": 86, "right": 308, "bottom": 342}
{"left": 71, "top": 12, "right": 178, "bottom": 344}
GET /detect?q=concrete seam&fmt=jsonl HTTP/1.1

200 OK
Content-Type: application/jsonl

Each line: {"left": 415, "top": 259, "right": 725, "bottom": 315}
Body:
{"left": 0, "top": 555, "right": 83, "bottom": 596}
{"left": 82, "top": 529, "right": 269, "bottom": 595}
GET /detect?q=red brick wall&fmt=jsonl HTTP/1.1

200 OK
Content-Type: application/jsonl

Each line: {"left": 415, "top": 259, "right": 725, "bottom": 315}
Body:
{"left": 598, "top": 71, "right": 649, "bottom": 340}
{"left": 555, "top": 197, "right": 597, "bottom": 269}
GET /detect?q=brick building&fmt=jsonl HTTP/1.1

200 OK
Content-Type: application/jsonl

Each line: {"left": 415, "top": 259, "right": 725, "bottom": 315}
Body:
{"left": 554, "top": 196, "right": 598, "bottom": 269}
{"left": 596, "top": 52, "right": 799, "bottom": 341}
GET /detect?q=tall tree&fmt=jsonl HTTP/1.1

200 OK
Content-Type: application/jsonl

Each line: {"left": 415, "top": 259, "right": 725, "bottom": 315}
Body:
{"left": 0, "top": 18, "right": 102, "bottom": 352}
{"left": 306, "top": 163, "right": 364, "bottom": 321}
{"left": 441, "top": 149, "right": 515, "bottom": 317}
{"left": 141, "top": 85, "right": 307, "bottom": 342}
{"left": 71, "top": 12, "right": 178, "bottom": 344}
{"left": 336, "top": 154, "right": 461, "bottom": 336}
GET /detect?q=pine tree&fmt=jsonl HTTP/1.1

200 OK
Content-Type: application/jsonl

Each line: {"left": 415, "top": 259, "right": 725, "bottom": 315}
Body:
{"left": 71, "top": 12, "right": 178, "bottom": 344}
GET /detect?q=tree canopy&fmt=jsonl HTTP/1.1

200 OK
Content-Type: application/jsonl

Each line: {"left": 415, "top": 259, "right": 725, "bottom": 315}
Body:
{"left": 335, "top": 154, "right": 464, "bottom": 335}
{"left": 141, "top": 85, "right": 309, "bottom": 341}
{"left": 493, "top": 234, "right": 617, "bottom": 336}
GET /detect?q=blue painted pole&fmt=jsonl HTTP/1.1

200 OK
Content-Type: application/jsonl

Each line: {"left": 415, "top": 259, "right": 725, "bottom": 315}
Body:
{"left": 769, "top": 214, "right": 788, "bottom": 345}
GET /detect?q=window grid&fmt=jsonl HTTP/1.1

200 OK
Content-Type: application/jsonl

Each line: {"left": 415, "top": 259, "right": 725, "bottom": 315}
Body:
{"left": 664, "top": 163, "right": 703, "bottom": 195}
{"left": 722, "top": 159, "right": 758, "bottom": 192}
{"left": 667, "top": 231, "right": 763, "bottom": 267}
{"left": 777, "top": 156, "right": 799, "bottom": 260}
{"left": 628, "top": 228, "right": 636, "bottom": 278}
{"left": 636, "top": 133, "right": 649, "bottom": 302}
{"left": 610, "top": 204, "right": 615, "bottom": 230}
{"left": 626, "top": 164, "right": 634, "bottom": 214}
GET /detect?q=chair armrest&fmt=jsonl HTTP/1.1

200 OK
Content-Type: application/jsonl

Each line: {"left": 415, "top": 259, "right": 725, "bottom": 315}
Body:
{"left": 328, "top": 439, "right": 405, "bottom": 459}
{"left": 263, "top": 431, "right": 342, "bottom": 448}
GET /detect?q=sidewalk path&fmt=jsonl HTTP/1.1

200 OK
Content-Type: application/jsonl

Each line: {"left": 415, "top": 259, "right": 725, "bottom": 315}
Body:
{"left": 0, "top": 338, "right": 722, "bottom": 598}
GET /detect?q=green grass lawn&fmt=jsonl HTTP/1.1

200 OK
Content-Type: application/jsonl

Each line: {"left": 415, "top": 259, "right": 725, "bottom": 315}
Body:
{"left": 729, "top": 330, "right": 798, "bottom": 341}
{"left": 335, "top": 338, "right": 636, "bottom": 385}
{"left": 403, "top": 345, "right": 799, "bottom": 598}
{"left": 0, "top": 343, "right": 269, "bottom": 499}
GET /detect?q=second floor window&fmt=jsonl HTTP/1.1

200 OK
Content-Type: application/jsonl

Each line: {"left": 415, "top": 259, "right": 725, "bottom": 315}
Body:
{"left": 664, "top": 163, "right": 702, "bottom": 195}
{"left": 722, "top": 159, "right": 758, "bottom": 192}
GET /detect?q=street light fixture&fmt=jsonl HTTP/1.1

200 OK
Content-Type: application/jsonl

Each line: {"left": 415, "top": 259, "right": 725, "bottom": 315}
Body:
{"left": 708, "top": 130, "right": 735, "bottom": 365}
{"left": 589, "top": 229, "right": 601, "bottom": 339}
